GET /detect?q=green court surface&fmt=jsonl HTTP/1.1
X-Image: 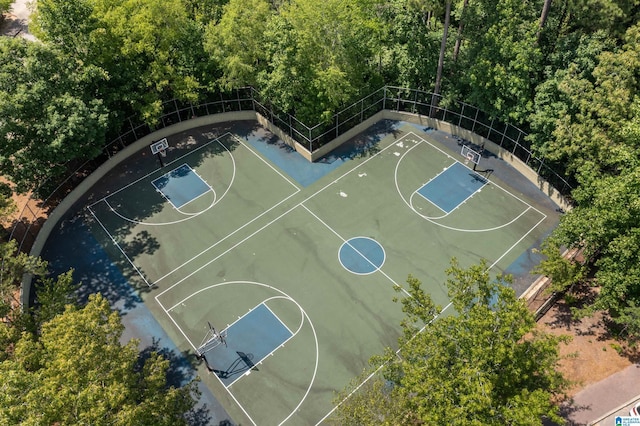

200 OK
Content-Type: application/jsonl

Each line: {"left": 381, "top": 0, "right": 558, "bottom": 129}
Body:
{"left": 85, "top": 122, "right": 559, "bottom": 425}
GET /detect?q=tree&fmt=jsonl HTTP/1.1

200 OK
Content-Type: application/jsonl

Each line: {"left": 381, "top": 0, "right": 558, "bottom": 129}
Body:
{"left": 181, "top": 0, "right": 228, "bottom": 25}
{"left": 334, "top": 260, "right": 568, "bottom": 425}
{"left": 33, "top": 0, "right": 212, "bottom": 124}
{"left": 529, "top": 25, "right": 640, "bottom": 339}
{"left": 369, "top": 0, "right": 441, "bottom": 90}
{"left": 0, "top": 0, "right": 11, "bottom": 17}
{"left": 259, "top": 0, "right": 383, "bottom": 123}
{"left": 204, "top": 0, "right": 273, "bottom": 90}
{"left": 432, "top": 0, "right": 451, "bottom": 101}
{"left": 464, "top": 0, "right": 542, "bottom": 123}
{"left": 0, "top": 38, "right": 109, "bottom": 191}
{"left": 0, "top": 240, "right": 48, "bottom": 321}
{"left": 0, "top": 293, "right": 199, "bottom": 425}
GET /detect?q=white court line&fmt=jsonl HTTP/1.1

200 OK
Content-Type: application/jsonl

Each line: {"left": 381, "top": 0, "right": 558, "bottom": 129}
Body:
{"left": 487, "top": 212, "right": 547, "bottom": 270}
{"left": 229, "top": 133, "right": 300, "bottom": 190}
{"left": 155, "top": 132, "right": 417, "bottom": 300}
{"left": 149, "top": 129, "right": 550, "bottom": 424}
{"left": 88, "top": 132, "right": 236, "bottom": 208}
{"left": 154, "top": 189, "right": 300, "bottom": 285}
{"left": 87, "top": 204, "right": 152, "bottom": 287}
{"left": 300, "top": 204, "right": 409, "bottom": 298}
{"left": 157, "top": 281, "right": 319, "bottom": 426}
{"left": 412, "top": 187, "right": 449, "bottom": 214}
{"left": 151, "top": 163, "right": 217, "bottom": 211}
{"left": 396, "top": 133, "right": 543, "bottom": 231}
{"left": 262, "top": 301, "right": 295, "bottom": 336}
{"left": 321, "top": 210, "right": 547, "bottom": 424}
{"left": 93, "top": 137, "right": 234, "bottom": 226}
{"left": 317, "top": 299, "right": 455, "bottom": 425}
{"left": 413, "top": 162, "right": 488, "bottom": 216}
{"left": 93, "top": 138, "right": 300, "bottom": 286}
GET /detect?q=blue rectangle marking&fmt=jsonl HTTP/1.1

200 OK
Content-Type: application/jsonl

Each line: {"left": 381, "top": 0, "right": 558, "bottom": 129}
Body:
{"left": 151, "top": 164, "right": 210, "bottom": 208}
{"left": 417, "top": 162, "right": 487, "bottom": 213}
{"left": 203, "top": 303, "right": 293, "bottom": 387}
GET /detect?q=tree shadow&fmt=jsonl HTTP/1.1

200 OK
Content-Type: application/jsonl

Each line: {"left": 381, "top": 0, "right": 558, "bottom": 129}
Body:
{"left": 138, "top": 337, "right": 200, "bottom": 387}
{"left": 201, "top": 351, "right": 258, "bottom": 384}
{"left": 136, "top": 337, "right": 216, "bottom": 426}
{"left": 317, "top": 119, "right": 402, "bottom": 164}
{"left": 541, "top": 399, "right": 592, "bottom": 426}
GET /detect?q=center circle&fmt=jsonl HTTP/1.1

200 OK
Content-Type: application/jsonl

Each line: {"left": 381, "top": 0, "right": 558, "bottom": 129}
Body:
{"left": 338, "top": 237, "right": 386, "bottom": 275}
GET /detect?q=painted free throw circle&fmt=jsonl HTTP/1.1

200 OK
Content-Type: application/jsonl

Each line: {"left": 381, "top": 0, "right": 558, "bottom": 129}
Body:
{"left": 338, "top": 237, "right": 386, "bottom": 275}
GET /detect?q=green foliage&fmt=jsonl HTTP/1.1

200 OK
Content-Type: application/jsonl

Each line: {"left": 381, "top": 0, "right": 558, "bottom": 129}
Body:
{"left": 0, "top": 186, "right": 16, "bottom": 228}
{"left": 534, "top": 239, "right": 586, "bottom": 294}
{"left": 204, "top": 0, "right": 272, "bottom": 90}
{"left": 334, "top": 260, "right": 568, "bottom": 425}
{"left": 0, "top": 240, "right": 48, "bottom": 299}
{"left": 375, "top": 0, "right": 441, "bottom": 90}
{"left": 181, "top": 0, "right": 228, "bottom": 25}
{"left": 453, "top": 0, "right": 542, "bottom": 123}
{"left": 259, "top": 0, "right": 384, "bottom": 122}
{"left": 0, "top": 0, "right": 11, "bottom": 16}
{"left": 0, "top": 294, "right": 199, "bottom": 425}
{"left": 31, "top": 270, "right": 79, "bottom": 329}
{"left": 0, "top": 38, "right": 110, "bottom": 191}
{"left": 531, "top": 25, "right": 640, "bottom": 332}
{"left": 34, "top": 0, "right": 211, "bottom": 124}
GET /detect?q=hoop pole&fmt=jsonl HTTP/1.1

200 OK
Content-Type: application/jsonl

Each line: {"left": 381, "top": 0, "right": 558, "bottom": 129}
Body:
{"left": 157, "top": 151, "right": 165, "bottom": 168}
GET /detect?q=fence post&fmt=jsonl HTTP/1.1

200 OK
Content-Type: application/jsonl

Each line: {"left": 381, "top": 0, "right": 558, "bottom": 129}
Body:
{"left": 383, "top": 86, "right": 387, "bottom": 110}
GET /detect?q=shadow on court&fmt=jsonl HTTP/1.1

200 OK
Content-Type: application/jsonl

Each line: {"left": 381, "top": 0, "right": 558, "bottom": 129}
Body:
{"left": 319, "top": 119, "right": 402, "bottom": 164}
{"left": 38, "top": 211, "right": 146, "bottom": 310}
{"left": 202, "top": 351, "right": 259, "bottom": 381}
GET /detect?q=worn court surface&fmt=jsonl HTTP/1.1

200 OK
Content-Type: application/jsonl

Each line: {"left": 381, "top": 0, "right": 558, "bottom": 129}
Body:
{"left": 40, "top": 119, "right": 561, "bottom": 425}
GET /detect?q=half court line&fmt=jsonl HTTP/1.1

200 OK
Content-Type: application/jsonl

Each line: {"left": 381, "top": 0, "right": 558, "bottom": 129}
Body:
{"left": 154, "top": 132, "right": 420, "bottom": 301}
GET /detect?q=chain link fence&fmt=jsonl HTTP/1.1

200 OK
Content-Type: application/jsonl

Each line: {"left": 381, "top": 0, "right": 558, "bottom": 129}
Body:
{"left": 8, "top": 86, "right": 572, "bottom": 257}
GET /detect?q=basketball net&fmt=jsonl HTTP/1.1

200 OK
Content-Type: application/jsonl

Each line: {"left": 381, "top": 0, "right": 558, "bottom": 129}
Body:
{"left": 465, "top": 153, "right": 473, "bottom": 165}
{"left": 159, "top": 149, "right": 167, "bottom": 157}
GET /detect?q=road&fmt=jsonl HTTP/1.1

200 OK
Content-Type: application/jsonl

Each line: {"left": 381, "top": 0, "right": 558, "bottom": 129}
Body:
{"left": 567, "top": 363, "right": 640, "bottom": 425}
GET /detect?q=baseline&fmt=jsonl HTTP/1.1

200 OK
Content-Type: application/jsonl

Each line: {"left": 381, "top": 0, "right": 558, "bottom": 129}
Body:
{"left": 157, "top": 281, "right": 319, "bottom": 426}
{"left": 396, "top": 134, "right": 545, "bottom": 232}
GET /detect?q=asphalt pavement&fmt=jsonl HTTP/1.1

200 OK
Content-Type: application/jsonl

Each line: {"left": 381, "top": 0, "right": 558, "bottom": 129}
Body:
{"left": 561, "top": 363, "right": 640, "bottom": 425}
{"left": 1, "top": 0, "right": 36, "bottom": 40}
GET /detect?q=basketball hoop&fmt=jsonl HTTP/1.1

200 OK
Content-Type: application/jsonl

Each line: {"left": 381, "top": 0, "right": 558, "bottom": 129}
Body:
{"left": 465, "top": 152, "right": 473, "bottom": 165}
{"left": 150, "top": 138, "right": 169, "bottom": 167}
{"left": 197, "top": 322, "right": 228, "bottom": 357}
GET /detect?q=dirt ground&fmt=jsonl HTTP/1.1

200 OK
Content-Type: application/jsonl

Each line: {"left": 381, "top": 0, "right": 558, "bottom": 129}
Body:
{"left": 536, "top": 286, "right": 639, "bottom": 397}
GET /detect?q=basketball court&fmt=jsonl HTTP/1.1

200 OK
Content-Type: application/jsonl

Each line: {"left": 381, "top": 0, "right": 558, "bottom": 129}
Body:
{"left": 61, "top": 120, "right": 560, "bottom": 425}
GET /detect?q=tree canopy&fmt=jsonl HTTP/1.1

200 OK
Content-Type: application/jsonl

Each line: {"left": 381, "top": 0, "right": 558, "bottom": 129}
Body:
{"left": 0, "top": 38, "right": 109, "bottom": 191}
{"left": 534, "top": 23, "right": 640, "bottom": 339}
{"left": 2, "top": 0, "right": 640, "bottom": 420}
{"left": 334, "top": 261, "right": 568, "bottom": 425}
{"left": 0, "top": 291, "right": 200, "bottom": 425}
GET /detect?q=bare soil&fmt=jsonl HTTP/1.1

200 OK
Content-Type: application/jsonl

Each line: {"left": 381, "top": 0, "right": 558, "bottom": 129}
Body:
{"left": 3, "top": 178, "right": 636, "bottom": 402}
{"left": 536, "top": 286, "right": 639, "bottom": 397}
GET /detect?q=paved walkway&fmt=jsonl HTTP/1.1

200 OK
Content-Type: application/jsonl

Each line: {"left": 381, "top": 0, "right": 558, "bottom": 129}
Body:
{"left": 562, "top": 363, "right": 640, "bottom": 425}
{"left": 1, "top": 0, "right": 36, "bottom": 40}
